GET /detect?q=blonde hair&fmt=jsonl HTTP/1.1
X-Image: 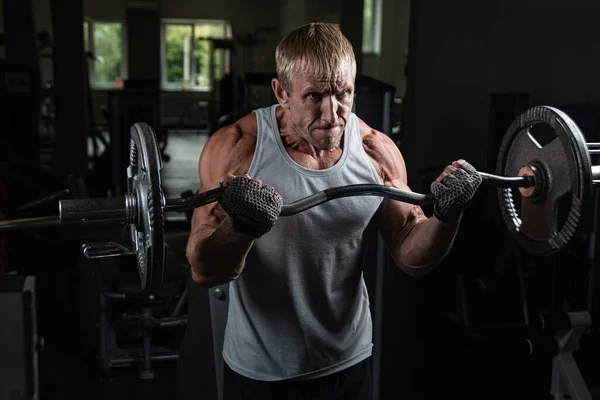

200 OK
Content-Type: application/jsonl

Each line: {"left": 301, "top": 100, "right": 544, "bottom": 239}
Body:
{"left": 275, "top": 23, "right": 356, "bottom": 93}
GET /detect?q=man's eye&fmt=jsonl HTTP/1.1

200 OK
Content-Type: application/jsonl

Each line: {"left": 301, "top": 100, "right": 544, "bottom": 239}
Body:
{"left": 308, "top": 93, "right": 322, "bottom": 101}
{"left": 336, "top": 90, "right": 349, "bottom": 99}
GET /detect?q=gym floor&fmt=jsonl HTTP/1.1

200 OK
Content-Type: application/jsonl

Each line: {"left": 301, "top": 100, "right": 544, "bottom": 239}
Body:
{"left": 36, "top": 129, "right": 209, "bottom": 400}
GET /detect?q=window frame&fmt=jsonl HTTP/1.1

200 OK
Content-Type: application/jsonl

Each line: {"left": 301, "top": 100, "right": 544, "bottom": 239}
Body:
{"left": 83, "top": 17, "right": 128, "bottom": 90}
{"left": 160, "top": 18, "right": 232, "bottom": 92}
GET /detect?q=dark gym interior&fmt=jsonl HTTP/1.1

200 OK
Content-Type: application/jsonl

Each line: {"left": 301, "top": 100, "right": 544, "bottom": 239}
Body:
{"left": 3, "top": 0, "right": 600, "bottom": 399}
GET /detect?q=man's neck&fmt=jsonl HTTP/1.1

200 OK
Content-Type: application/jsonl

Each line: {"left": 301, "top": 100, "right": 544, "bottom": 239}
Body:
{"left": 276, "top": 108, "right": 345, "bottom": 169}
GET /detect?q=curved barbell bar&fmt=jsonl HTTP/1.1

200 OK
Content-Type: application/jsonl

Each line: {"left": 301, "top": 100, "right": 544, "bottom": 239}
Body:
{"left": 0, "top": 171, "right": 542, "bottom": 234}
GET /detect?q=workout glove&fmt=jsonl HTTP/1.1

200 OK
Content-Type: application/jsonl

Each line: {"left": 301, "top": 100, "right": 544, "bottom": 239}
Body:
{"left": 219, "top": 176, "right": 283, "bottom": 238}
{"left": 431, "top": 161, "right": 482, "bottom": 223}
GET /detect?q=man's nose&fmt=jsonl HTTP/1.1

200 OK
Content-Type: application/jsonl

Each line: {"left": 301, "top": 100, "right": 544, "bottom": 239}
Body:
{"left": 321, "top": 96, "right": 338, "bottom": 124}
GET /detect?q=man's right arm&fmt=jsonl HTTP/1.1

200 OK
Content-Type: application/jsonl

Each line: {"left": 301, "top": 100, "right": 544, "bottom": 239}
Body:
{"left": 185, "top": 120, "right": 256, "bottom": 288}
{"left": 186, "top": 207, "right": 255, "bottom": 288}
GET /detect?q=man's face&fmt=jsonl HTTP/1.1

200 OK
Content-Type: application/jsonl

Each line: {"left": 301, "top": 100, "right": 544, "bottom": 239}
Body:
{"left": 280, "top": 66, "right": 355, "bottom": 152}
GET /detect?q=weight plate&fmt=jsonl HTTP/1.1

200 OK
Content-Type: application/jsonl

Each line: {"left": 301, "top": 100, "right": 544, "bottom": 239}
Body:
{"left": 127, "top": 123, "right": 166, "bottom": 293}
{"left": 496, "top": 106, "right": 592, "bottom": 256}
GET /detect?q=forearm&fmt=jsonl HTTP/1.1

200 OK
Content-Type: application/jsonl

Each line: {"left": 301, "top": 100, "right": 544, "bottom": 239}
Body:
{"left": 393, "top": 214, "right": 462, "bottom": 277}
{"left": 186, "top": 222, "right": 255, "bottom": 288}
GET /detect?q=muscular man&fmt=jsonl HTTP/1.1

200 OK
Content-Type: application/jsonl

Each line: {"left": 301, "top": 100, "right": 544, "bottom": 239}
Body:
{"left": 185, "top": 22, "right": 481, "bottom": 400}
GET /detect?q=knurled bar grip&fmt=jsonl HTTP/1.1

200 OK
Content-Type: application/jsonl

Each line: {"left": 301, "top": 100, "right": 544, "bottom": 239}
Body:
{"left": 59, "top": 196, "right": 133, "bottom": 224}
{"left": 0, "top": 197, "right": 133, "bottom": 232}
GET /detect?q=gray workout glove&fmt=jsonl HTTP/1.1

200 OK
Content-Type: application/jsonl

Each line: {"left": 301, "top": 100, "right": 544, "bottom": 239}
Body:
{"left": 219, "top": 176, "right": 283, "bottom": 238}
{"left": 430, "top": 161, "right": 482, "bottom": 223}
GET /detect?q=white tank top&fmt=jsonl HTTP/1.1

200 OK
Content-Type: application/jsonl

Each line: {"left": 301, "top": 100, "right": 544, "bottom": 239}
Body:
{"left": 222, "top": 104, "right": 383, "bottom": 381}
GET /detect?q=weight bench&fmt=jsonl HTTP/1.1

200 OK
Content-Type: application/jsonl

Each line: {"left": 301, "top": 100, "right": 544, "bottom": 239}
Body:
{"left": 93, "top": 254, "right": 189, "bottom": 380}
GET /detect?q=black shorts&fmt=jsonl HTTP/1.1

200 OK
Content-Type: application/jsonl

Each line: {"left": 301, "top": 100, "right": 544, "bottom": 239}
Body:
{"left": 223, "top": 357, "right": 372, "bottom": 400}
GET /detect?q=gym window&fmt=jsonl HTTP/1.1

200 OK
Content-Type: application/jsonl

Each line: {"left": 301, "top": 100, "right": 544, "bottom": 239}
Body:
{"left": 160, "top": 19, "right": 232, "bottom": 91}
{"left": 83, "top": 19, "right": 127, "bottom": 89}
{"left": 362, "top": 0, "right": 382, "bottom": 55}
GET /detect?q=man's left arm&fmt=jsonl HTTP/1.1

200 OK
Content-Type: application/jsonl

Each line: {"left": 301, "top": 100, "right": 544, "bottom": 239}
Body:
{"left": 363, "top": 129, "right": 480, "bottom": 278}
{"left": 378, "top": 190, "right": 463, "bottom": 278}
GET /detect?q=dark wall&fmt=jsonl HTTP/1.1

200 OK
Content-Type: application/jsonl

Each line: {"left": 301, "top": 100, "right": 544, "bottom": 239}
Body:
{"left": 402, "top": 0, "right": 600, "bottom": 191}
{"left": 126, "top": 4, "right": 160, "bottom": 82}
{"left": 384, "top": 1, "right": 600, "bottom": 398}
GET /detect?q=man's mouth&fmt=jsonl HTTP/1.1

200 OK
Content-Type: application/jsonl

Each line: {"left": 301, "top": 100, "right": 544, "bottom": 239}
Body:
{"left": 313, "top": 125, "right": 340, "bottom": 131}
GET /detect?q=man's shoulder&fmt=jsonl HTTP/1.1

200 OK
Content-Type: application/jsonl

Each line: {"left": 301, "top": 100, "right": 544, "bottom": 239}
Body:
{"left": 197, "top": 113, "right": 259, "bottom": 186}
{"left": 203, "top": 113, "right": 258, "bottom": 160}
{"left": 214, "top": 112, "right": 258, "bottom": 143}
{"left": 357, "top": 117, "right": 396, "bottom": 155}
{"left": 356, "top": 117, "right": 406, "bottom": 183}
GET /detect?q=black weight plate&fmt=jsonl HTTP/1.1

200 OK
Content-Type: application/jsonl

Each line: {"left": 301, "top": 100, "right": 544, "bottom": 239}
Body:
{"left": 127, "top": 123, "right": 167, "bottom": 293}
{"left": 496, "top": 106, "right": 591, "bottom": 256}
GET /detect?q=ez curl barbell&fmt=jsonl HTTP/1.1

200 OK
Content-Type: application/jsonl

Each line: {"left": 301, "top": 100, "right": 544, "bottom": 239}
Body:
{"left": 1, "top": 106, "right": 597, "bottom": 294}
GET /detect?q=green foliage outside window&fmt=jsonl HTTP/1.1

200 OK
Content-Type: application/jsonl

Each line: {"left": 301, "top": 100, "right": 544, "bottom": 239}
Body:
{"left": 83, "top": 21, "right": 89, "bottom": 52}
{"left": 362, "top": 0, "right": 373, "bottom": 53}
{"left": 82, "top": 19, "right": 228, "bottom": 89}
{"left": 164, "top": 22, "right": 228, "bottom": 89}
{"left": 93, "top": 22, "right": 122, "bottom": 83}
{"left": 165, "top": 24, "right": 192, "bottom": 83}
{"left": 194, "top": 24, "right": 226, "bottom": 87}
